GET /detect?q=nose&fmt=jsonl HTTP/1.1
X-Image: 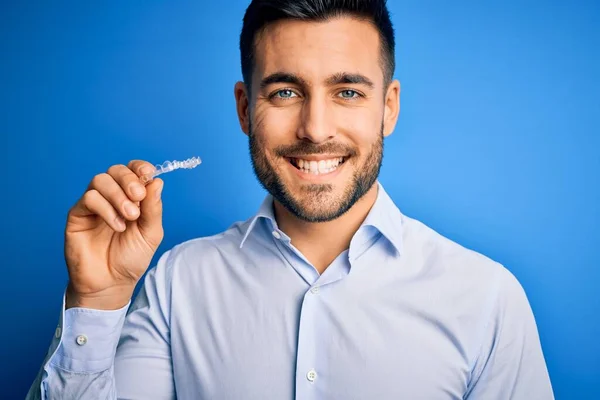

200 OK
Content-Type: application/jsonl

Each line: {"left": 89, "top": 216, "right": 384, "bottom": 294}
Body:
{"left": 296, "top": 95, "right": 336, "bottom": 143}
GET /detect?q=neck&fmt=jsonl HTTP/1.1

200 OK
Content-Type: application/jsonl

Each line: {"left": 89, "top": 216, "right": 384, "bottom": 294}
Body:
{"left": 273, "top": 183, "right": 379, "bottom": 274}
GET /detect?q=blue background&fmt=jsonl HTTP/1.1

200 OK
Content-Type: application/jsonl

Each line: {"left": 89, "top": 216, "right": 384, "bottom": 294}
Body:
{"left": 1, "top": 1, "right": 598, "bottom": 398}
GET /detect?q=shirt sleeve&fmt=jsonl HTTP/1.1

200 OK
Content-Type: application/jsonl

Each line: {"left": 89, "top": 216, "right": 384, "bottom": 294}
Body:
{"left": 26, "top": 250, "right": 175, "bottom": 400}
{"left": 465, "top": 267, "right": 554, "bottom": 399}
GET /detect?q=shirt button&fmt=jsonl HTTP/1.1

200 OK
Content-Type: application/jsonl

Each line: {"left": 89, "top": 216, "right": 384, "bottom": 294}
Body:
{"left": 310, "top": 286, "right": 320, "bottom": 294}
{"left": 306, "top": 369, "right": 317, "bottom": 382}
{"left": 272, "top": 231, "right": 281, "bottom": 239}
{"left": 75, "top": 334, "right": 88, "bottom": 346}
{"left": 54, "top": 326, "right": 61, "bottom": 338}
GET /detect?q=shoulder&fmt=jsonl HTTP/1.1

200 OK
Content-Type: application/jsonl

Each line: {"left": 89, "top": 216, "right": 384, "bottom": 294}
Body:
{"left": 400, "top": 213, "right": 524, "bottom": 298}
{"left": 156, "top": 215, "right": 276, "bottom": 277}
{"left": 399, "top": 213, "right": 537, "bottom": 351}
{"left": 165, "top": 219, "right": 251, "bottom": 265}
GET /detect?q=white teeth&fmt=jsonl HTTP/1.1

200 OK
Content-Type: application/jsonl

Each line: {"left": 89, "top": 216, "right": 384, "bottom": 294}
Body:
{"left": 293, "top": 157, "right": 345, "bottom": 175}
{"left": 318, "top": 160, "right": 326, "bottom": 172}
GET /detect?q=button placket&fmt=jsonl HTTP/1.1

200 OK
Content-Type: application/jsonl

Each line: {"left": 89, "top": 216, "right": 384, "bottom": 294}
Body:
{"left": 295, "top": 282, "right": 321, "bottom": 397}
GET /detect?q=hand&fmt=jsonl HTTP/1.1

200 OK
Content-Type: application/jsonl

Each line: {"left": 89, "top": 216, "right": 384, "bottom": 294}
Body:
{"left": 64, "top": 160, "right": 164, "bottom": 310}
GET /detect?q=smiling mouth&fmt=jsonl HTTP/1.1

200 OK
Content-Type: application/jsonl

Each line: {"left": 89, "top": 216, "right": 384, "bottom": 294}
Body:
{"left": 287, "top": 156, "right": 348, "bottom": 175}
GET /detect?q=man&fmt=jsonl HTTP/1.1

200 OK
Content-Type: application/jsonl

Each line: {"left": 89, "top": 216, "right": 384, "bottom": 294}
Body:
{"left": 27, "top": 0, "right": 554, "bottom": 398}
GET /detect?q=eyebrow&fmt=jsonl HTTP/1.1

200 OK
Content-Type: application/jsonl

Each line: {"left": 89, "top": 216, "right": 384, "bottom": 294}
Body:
{"left": 260, "top": 73, "right": 308, "bottom": 90}
{"left": 325, "top": 72, "right": 375, "bottom": 89}
{"left": 259, "top": 72, "right": 375, "bottom": 90}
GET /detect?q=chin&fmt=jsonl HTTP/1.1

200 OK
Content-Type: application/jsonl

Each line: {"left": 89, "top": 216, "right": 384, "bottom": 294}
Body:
{"left": 280, "top": 180, "right": 353, "bottom": 222}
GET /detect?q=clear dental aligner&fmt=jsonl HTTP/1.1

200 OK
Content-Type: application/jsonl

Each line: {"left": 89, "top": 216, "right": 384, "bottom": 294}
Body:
{"left": 139, "top": 156, "right": 202, "bottom": 185}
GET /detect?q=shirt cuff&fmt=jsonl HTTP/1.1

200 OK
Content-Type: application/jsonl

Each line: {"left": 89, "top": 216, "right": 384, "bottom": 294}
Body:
{"left": 49, "top": 296, "right": 130, "bottom": 373}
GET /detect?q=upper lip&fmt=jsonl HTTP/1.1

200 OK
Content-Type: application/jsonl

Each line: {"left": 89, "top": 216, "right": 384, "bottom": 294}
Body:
{"left": 286, "top": 155, "right": 347, "bottom": 161}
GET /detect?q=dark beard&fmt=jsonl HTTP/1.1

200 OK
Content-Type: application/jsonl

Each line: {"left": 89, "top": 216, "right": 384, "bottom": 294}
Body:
{"left": 248, "top": 123, "right": 384, "bottom": 223}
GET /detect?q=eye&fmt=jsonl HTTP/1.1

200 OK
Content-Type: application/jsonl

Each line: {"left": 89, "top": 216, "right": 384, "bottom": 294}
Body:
{"left": 338, "top": 89, "right": 360, "bottom": 99}
{"left": 273, "top": 89, "right": 298, "bottom": 99}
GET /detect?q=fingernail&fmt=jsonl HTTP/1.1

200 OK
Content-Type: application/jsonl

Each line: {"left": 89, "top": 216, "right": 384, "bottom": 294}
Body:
{"left": 155, "top": 183, "right": 163, "bottom": 200}
{"left": 124, "top": 202, "right": 139, "bottom": 217}
{"left": 114, "top": 216, "right": 126, "bottom": 230}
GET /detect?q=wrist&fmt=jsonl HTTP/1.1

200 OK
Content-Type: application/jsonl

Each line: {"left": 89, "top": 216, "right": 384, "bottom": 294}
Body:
{"left": 65, "top": 283, "right": 134, "bottom": 310}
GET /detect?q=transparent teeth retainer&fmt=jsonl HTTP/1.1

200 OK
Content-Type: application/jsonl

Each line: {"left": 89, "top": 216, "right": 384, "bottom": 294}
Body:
{"left": 139, "top": 156, "right": 201, "bottom": 185}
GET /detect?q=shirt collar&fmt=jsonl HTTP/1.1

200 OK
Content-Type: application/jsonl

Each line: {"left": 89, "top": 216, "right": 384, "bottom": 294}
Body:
{"left": 239, "top": 182, "right": 403, "bottom": 255}
{"left": 239, "top": 193, "right": 277, "bottom": 249}
{"left": 356, "top": 182, "right": 404, "bottom": 256}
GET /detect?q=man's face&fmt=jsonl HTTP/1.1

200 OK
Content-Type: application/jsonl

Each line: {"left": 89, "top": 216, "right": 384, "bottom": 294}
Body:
{"left": 240, "top": 17, "right": 399, "bottom": 222}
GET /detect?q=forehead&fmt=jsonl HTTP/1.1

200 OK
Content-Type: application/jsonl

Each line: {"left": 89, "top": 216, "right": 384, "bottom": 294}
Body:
{"left": 253, "top": 17, "right": 384, "bottom": 85}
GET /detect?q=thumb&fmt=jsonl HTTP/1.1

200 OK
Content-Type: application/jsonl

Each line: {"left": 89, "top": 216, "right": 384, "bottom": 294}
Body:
{"left": 138, "top": 178, "right": 164, "bottom": 246}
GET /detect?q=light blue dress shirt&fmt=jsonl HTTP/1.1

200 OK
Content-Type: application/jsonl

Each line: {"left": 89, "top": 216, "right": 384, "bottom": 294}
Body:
{"left": 27, "top": 183, "right": 553, "bottom": 399}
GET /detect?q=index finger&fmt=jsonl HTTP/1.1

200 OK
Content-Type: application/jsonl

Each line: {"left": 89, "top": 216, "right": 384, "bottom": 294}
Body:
{"left": 127, "top": 160, "right": 156, "bottom": 177}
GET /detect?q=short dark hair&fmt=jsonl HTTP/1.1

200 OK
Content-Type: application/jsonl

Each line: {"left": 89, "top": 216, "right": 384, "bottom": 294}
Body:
{"left": 239, "top": 0, "right": 395, "bottom": 91}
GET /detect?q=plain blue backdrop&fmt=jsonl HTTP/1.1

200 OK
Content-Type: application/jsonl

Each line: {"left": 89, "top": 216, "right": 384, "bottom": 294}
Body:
{"left": 1, "top": 1, "right": 598, "bottom": 398}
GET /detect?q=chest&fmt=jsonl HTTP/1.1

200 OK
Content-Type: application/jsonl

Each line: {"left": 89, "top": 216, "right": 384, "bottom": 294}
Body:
{"left": 169, "top": 271, "right": 471, "bottom": 399}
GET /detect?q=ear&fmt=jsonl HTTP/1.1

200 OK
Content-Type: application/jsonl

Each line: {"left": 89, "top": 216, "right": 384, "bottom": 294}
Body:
{"left": 383, "top": 79, "right": 400, "bottom": 137}
{"left": 234, "top": 81, "right": 251, "bottom": 135}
